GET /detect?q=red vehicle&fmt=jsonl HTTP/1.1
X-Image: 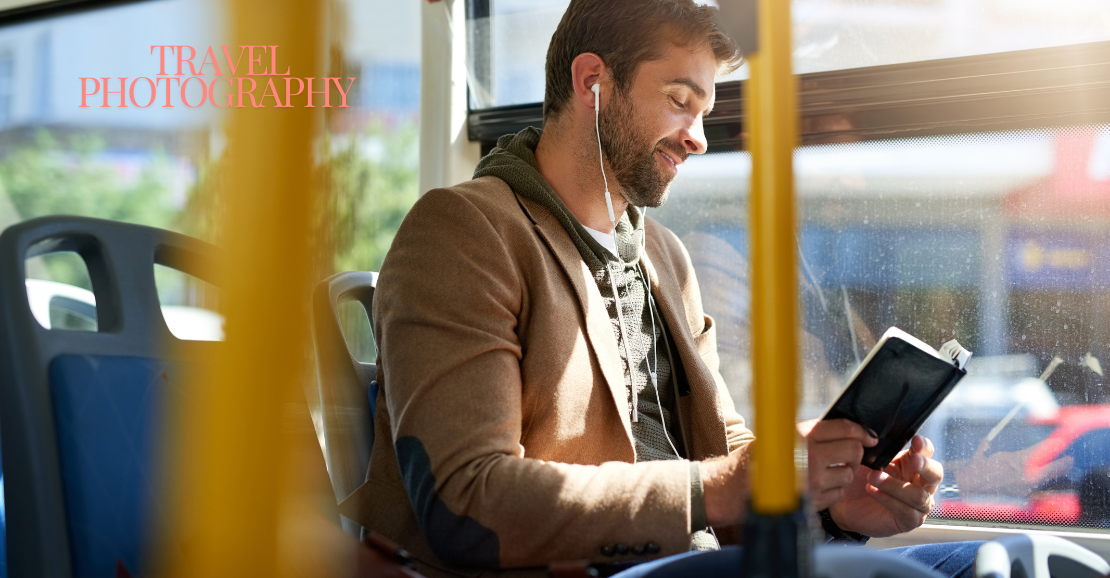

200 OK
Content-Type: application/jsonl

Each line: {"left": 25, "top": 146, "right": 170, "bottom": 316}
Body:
{"left": 934, "top": 405, "right": 1110, "bottom": 526}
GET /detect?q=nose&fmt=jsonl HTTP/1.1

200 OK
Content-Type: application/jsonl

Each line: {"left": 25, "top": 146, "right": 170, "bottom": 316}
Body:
{"left": 682, "top": 115, "right": 707, "bottom": 155}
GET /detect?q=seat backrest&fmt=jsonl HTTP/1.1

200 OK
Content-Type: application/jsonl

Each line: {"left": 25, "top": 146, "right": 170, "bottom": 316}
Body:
{"left": 311, "top": 271, "right": 378, "bottom": 510}
{"left": 975, "top": 534, "right": 1110, "bottom": 578}
{"left": 0, "top": 215, "right": 220, "bottom": 578}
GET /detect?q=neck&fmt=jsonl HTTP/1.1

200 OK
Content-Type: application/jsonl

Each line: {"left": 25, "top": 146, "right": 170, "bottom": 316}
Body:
{"left": 535, "top": 117, "right": 628, "bottom": 233}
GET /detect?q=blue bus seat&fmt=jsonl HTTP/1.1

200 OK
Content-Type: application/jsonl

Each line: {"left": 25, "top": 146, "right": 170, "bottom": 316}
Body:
{"left": 310, "top": 271, "right": 378, "bottom": 535}
{"left": 0, "top": 216, "right": 220, "bottom": 578}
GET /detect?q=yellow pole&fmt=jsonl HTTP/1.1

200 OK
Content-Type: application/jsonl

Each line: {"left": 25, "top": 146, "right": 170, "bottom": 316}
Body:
{"left": 160, "top": 1, "right": 324, "bottom": 577}
{"left": 747, "top": 0, "right": 800, "bottom": 515}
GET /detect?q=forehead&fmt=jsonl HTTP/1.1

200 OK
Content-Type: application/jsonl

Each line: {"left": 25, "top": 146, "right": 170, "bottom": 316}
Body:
{"left": 631, "top": 42, "right": 718, "bottom": 98}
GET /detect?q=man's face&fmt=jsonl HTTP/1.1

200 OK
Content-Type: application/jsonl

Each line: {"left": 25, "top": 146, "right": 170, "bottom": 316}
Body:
{"left": 598, "top": 42, "right": 716, "bottom": 208}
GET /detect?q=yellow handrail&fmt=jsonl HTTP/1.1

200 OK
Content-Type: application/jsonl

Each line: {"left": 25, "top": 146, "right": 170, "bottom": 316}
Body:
{"left": 159, "top": 1, "right": 324, "bottom": 576}
{"left": 746, "top": 0, "right": 801, "bottom": 515}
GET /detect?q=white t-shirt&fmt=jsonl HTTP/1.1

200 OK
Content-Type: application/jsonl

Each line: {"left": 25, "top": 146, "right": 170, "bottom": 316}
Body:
{"left": 582, "top": 224, "right": 618, "bottom": 257}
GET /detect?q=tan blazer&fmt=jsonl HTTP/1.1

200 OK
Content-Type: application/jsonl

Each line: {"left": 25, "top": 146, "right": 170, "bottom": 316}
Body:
{"left": 345, "top": 176, "right": 754, "bottom": 577}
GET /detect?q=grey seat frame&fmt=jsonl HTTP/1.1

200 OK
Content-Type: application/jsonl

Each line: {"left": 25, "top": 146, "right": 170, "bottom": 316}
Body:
{"left": 0, "top": 215, "right": 219, "bottom": 577}
{"left": 311, "top": 271, "right": 378, "bottom": 533}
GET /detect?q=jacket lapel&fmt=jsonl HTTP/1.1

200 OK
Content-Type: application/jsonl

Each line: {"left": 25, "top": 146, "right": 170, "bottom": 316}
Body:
{"left": 517, "top": 195, "right": 633, "bottom": 440}
{"left": 642, "top": 231, "right": 731, "bottom": 459}
{"left": 641, "top": 245, "right": 692, "bottom": 363}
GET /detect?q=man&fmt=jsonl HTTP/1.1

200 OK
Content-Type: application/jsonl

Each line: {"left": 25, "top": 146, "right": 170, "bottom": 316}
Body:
{"left": 353, "top": 1, "right": 975, "bottom": 577}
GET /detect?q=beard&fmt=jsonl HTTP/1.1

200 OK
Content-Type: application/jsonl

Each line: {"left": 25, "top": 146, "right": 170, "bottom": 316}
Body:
{"left": 597, "top": 88, "right": 687, "bottom": 208}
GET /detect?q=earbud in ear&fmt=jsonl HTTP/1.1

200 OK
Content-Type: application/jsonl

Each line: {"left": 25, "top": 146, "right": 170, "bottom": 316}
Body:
{"left": 591, "top": 81, "right": 615, "bottom": 225}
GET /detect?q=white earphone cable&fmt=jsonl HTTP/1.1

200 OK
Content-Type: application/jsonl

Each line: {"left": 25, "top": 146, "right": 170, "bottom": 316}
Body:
{"left": 638, "top": 258, "right": 681, "bottom": 458}
{"left": 595, "top": 89, "right": 616, "bottom": 225}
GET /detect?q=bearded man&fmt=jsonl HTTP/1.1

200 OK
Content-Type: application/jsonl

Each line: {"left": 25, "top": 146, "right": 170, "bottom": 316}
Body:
{"left": 355, "top": 1, "right": 978, "bottom": 577}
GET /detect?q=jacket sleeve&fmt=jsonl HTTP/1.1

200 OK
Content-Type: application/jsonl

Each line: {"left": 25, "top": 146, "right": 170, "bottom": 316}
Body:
{"left": 374, "top": 187, "right": 693, "bottom": 570}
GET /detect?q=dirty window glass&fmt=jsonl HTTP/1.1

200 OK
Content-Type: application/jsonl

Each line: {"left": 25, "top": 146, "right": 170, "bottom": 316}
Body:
{"left": 653, "top": 125, "right": 1110, "bottom": 529}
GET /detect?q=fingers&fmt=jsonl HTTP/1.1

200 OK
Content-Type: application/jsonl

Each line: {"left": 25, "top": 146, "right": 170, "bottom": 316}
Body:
{"left": 866, "top": 469, "right": 934, "bottom": 532}
{"left": 906, "top": 436, "right": 943, "bottom": 492}
{"left": 804, "top": 420, "right": 885, "bottom": 506}
{"left": 813, "top": 487, "right": 844, "bottom": 512}
{"left": 865, "top": 483, "right": 929, "bottom": 533}
{"left": 812, "top": 464, "right": 856, "bottom": 494}
{"left": 918, "top": 456, "right": 944, "bottom": 494}
{"left": 807, "top": 419, "right": 878, "bottom": 447}
{"left": 812, "top": 439, "right": 867, "bottom": 471}
{"left": 911, "top": 435, "right": 935, "bottom": 459}
{"left": 868, "top": 469, "right": 934, "bottom": 513}
{"left": 807, "top": 437, "right": 867, "bottom": 506}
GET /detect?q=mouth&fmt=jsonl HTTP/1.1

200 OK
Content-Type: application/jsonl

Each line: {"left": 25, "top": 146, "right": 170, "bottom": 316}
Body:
{"left": 658, "top": 149, "right": 682, "bottom": 172}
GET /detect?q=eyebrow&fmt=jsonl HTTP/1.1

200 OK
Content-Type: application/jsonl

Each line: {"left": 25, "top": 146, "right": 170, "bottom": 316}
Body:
{"left": 665, "top": 77, "right": 713, "bottom": 113}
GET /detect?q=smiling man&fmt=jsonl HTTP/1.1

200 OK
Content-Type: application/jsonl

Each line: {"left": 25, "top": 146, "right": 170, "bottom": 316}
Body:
{"left": 359, "top": 1, "right": 974, "bottom": 577}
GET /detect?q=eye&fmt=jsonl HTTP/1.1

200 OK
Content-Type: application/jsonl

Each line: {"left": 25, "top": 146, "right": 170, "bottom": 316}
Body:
{"left": 669, "top": 96, "right": 686, "bottom": 109}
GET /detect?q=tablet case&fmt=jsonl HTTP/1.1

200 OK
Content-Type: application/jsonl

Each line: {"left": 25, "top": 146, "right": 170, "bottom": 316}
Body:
{"left": 822, "top": 336, "right": 967, "bottom": 470}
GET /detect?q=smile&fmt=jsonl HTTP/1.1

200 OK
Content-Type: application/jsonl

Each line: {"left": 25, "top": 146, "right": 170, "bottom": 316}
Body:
{"left": 658, "top": 150, "right": 681, "bottom": 170}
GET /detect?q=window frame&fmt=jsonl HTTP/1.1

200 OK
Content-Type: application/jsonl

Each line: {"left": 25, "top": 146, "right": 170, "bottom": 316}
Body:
{"left": 871, "top": 523, "right": 1110, "bottom": 559}
{"left": 0, "top": 0, "right": 152, "bottom": 26}
{"left": 468, "top": 39, "right": 1110, "bottom": 153}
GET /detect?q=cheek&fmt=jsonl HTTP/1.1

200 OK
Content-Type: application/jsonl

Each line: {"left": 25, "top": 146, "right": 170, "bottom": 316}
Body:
{"left": 654, "top": 109, "right": 691, "bottom": 142}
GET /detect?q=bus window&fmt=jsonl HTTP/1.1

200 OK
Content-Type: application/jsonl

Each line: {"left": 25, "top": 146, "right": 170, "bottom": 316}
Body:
{"left": 653, "top": 126, "right": 1110, "bottom": 532}
{"left": 25, "top": 251, "right": 97, "bottom": 332}
{"left": 0, "top": 0, "right": 420, "bottom": 418}
{"left": 465, "top": 0, "right": 1110, "bottom": 108}
{"left": 0, "top": 0, "right": 223, "bottom": 331}
{"left": 154, "top": 264, "right": 222, "bottom": 341}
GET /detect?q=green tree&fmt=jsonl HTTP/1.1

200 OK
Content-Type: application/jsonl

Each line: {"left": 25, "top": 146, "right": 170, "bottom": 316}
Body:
{"left": 0, "top": 130, "right": 178, "bottom": 288}
{"left": 322, "top": 119, "right": 419, "bottom": 275}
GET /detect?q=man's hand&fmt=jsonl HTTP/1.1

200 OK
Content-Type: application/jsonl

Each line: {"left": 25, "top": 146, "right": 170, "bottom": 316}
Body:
{"left": 701, "top": 449, "right": 748, "bottom": 526}
{"left": 829, "top": 434, "right": 944, "bottom": 538}
{"left": 799, "top": 419, "right": 878, "bottom": 511}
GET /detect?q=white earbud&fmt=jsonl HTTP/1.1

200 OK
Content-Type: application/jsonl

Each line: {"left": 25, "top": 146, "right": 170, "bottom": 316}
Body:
{"left": 592, "top": 82, "right": 615, "bottom": 225}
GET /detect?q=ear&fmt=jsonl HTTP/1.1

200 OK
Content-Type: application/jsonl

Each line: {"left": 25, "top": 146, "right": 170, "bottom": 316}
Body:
{"left": 570, "top": 52, "right": 608, "bottom": 112}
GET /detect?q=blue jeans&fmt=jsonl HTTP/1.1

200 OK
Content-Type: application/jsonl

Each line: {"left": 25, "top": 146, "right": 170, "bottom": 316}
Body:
{"left": 609, "top": 542, "right": 982, "bottom": 578}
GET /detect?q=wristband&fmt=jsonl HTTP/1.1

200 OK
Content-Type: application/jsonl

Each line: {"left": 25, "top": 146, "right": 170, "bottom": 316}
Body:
{"left": 818, "top": 508, "right": 869, "bottom": 545}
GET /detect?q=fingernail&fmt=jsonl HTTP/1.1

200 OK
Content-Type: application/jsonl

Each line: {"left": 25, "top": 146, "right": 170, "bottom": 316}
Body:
{"left": 913, "top": 454, "right": 925, "bottom": 470}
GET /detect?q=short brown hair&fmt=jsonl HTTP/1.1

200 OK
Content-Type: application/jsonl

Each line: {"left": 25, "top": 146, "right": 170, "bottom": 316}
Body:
{"left": 543, "top": 0, "right": 742, "bottom": 121}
